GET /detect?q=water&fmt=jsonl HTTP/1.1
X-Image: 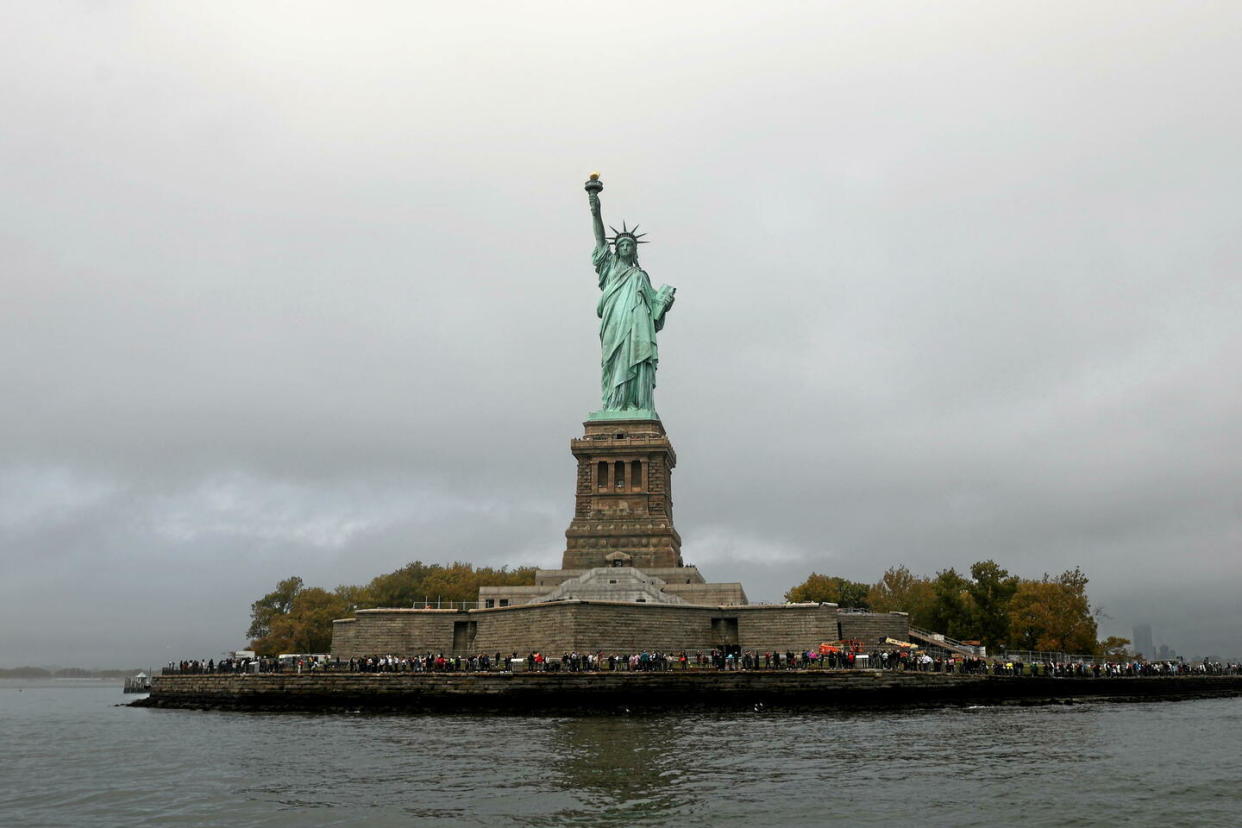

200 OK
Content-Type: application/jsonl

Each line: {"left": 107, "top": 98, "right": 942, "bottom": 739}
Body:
{"left": 2, "top": 681, "right": 1240, "bottom": 826}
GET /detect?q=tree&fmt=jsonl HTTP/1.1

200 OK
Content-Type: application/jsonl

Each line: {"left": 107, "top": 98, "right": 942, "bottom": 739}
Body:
{"left": 866, "top": 565, "right": 935, "bottom": 627}
{"left": 245, "top": 562, "right": 538, "bottom": 656}
{"left": 927, "top": 568, "right": 974, "bottom": 640}
{"left": 784, "top": 573, "right": 871, "bottom": 607}
{"left": 365, "top": 561, "right": 433, "bottom": 608}
{"left": 1098, "top": 636, "right": 1131, "bottom": 660}
{"left": 252, "top": 587, "right": 349, "bottom": 655}
{"left": 247, "top": 576, "right": 304, "bottom": 641}
{"left": 967, "top": 560, "right": 1019, "bottom": 651}
{"left": 333, "top": 583, "right": 371, "bottom": 614}
{"left": 1007, "top": 568, "right": 1098, "bottom": 654}
{"left": 356, "top": 560, "right": 537, "bottom": 609}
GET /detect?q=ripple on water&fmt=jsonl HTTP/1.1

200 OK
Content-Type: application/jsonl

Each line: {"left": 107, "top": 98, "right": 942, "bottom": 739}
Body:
{"left": 1, "top": 686, "right": 1240, "bottom": 826}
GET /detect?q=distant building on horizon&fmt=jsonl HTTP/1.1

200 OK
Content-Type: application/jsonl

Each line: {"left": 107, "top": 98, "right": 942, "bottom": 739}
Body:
{"left": 1133, "top": 624, "right": 1154, "bottom": 659}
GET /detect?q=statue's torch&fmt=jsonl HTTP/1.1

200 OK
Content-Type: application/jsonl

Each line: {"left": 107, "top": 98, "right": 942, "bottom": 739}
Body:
{"left": 584, "top": 171, "right": 603, "bottom": 195}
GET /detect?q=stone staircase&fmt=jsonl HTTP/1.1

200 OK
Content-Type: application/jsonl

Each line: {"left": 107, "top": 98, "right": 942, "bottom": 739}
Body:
{"left": 539, "top": 566, "right": 689, "bottom": 604}
{"left": 907, "top": 626, "right": 987, "bottom": 658}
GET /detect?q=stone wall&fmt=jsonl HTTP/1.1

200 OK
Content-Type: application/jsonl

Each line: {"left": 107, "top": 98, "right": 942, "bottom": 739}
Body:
{"left": 471, "top": 603, "right": 579, "bottom": 654}
{"left": 494, "top": 603, "right": 713, "bottom": 653}
{"left": 661, "top": 583, "right": 748, "bottom": 605}
{"left": 735, "top": 604, "right": 841, "bottom": 651}
{"left": 563, "top": 419, "right": 683, "bottom": 570}
{"left": 138, "top": 672, "right": 1242, "bottom": 713}
{"left": 534, "top": 570, "right": 578, "bottom": 588}
{"left": 334, "top": 609, "right": 459, "bottom": 656}
{"left": 837, "top": 612, "right": 910, "bottom": 645}
{"left": 534, "top": 566, "right": 706, "bottom": 589}
{"left": 636, "top": 567, "right": 706, "bottom": 585}
{"left": 331, "top": 618, "right": 356, "bottom": 655}
{"left": 476, "top": 585, "right": 549, "bottom": 607}
{"left": 332, "top": 600, "right": 842, "bottom": 657}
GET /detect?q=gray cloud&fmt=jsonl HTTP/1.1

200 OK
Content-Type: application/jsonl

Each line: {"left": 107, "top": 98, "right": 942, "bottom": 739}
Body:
{"left": 2, "top": 2, "right": 1240, "bottom": 666}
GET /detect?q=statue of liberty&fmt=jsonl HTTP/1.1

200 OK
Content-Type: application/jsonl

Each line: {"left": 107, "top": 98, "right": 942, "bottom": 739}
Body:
{"left": 585, "top": 174, "right": 676, "bottom": 420}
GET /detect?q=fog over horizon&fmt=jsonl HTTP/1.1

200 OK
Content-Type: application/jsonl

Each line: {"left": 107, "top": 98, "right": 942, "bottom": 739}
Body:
{"left": 3, "top": 3, "right": 1240, "bottom": 668}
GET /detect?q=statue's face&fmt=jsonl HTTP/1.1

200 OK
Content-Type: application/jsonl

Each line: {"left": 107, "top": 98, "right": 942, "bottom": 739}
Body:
{"left": 617, "top": 238, "right": 636, "bottom": 259}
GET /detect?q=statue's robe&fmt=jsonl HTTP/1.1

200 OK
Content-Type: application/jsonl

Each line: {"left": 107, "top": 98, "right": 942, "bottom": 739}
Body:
{"left": 592, "top": 245, "right": 674, "bottom": 411}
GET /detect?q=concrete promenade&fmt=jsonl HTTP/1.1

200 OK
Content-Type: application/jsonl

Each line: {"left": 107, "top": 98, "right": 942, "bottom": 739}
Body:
{"left": 132, "top": 671, "right": 1242, "bottom": 713}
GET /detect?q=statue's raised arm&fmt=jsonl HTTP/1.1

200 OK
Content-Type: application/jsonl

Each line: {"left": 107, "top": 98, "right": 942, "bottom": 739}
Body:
{"left": 586, "top": 172, "right": 606, "bottom": 250}
{"left": 581, "top": 174, "right": 674, "bottom": 422}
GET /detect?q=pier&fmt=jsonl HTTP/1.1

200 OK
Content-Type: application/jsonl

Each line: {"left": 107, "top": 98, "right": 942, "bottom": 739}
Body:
{"left": 131, "top": 671, "right": 1242, "bottom": 714}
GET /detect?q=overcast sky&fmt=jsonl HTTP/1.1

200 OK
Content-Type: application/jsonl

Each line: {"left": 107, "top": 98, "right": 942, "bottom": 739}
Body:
{"left": 3, "top": 2, "right": 1240, "bottom": 667}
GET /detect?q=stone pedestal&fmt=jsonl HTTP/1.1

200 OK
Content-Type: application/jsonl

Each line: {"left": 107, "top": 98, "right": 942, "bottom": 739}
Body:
{"left": 562, "top": 418, "right": 683, "bottom": 570}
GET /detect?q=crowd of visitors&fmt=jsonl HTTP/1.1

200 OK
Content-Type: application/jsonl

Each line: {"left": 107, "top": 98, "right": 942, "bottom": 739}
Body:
{"left": 168, "top": 658, "right": 267, "bottom": 674}
{"left": 1028, "top": 659, "right": 1240, "bottom": 677}
{"left": 164, "top": 652, "right": 1242, "bottom": 677}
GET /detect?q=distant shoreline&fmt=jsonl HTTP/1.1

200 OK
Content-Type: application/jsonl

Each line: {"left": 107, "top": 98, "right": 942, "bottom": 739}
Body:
{"left": 131, "top": 671, "right": 1242, "bottom": 714}
{"left": 2, "top": 676, "right": 124, "bottom": 683}
{"left": 1, "top": 669, "right": 147, "bottom": 680}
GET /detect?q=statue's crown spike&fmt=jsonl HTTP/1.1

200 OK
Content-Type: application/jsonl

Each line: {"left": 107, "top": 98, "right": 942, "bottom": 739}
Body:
{"left": 606, "top": 219, "right": 651, "bottom": 245}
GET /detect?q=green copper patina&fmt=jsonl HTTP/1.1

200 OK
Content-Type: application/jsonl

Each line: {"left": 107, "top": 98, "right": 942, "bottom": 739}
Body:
{"left": 584, "top": 174, "right": 676, "bottom": 421}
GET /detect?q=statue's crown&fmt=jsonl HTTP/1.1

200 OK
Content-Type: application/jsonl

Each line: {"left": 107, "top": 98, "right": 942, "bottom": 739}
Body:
{"left": 607, "top": 221, "right": 649, "bottom": 246}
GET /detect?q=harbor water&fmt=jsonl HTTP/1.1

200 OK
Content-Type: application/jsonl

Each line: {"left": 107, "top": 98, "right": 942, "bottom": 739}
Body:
{"left": 2, "top": 680, "right": 1239, "bottom": 826}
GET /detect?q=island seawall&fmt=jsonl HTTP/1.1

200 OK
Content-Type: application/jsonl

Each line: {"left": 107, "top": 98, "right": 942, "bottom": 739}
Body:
{"left": 131, "top": 672, "right": 1242, "bottom": 713}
